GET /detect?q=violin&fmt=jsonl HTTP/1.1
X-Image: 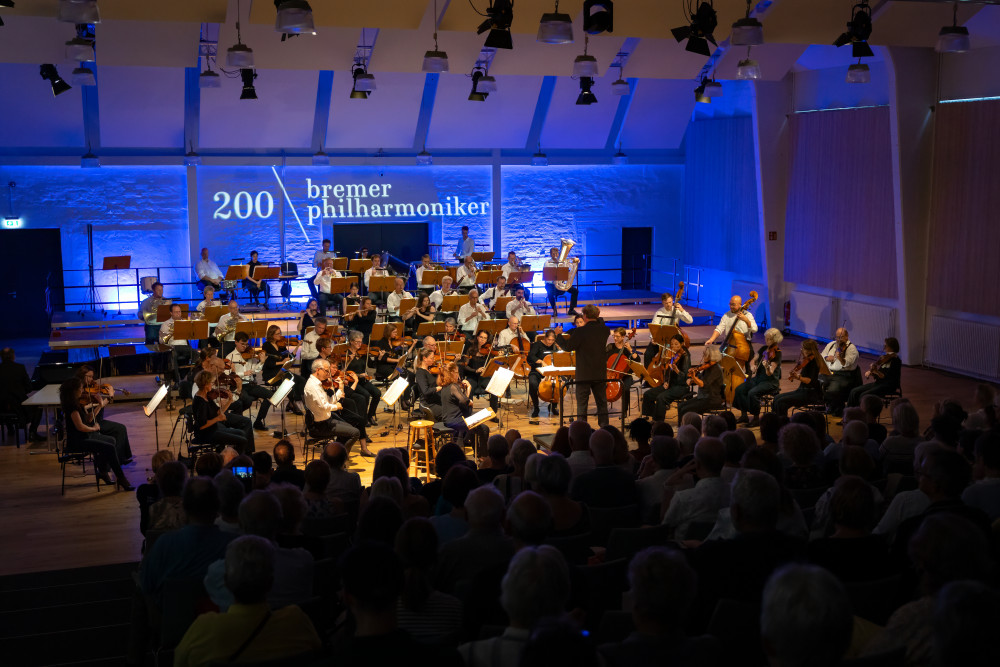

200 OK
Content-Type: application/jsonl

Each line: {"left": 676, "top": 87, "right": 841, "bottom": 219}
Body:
{"left": 83, "top": 382, "right": 130, "bottom": 400}
{"left": 866, "top": 353, "right": 893, "bottom": 379}
{"left": 788, "top": 353, "right": 813, "bottom": 382}
{"left": 687, "top": 359, "right": 716, "bottom": 380}
{"left": 207, "top": 387, "right": 231, "bottom": 401}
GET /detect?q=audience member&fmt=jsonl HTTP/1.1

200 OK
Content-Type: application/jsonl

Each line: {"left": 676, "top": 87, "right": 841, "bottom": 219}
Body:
{"left": 810, "top": 446, "right": 882, "bottom": 536}
{"left": 703, "top": 415, "right": 727, "bottom": 438}
{"left": 435, "top": 486, "right": 514, "bottom": 597}
{"left": 534, "top": 453, "right": 590, "bottom": 537}
{"left": 174, "top": 536, "right": 321, "bottom": 667}
{"left": 636, "top": 436, "right": 684, "bottom": 524}
{"left": 823, "top": 420, "right": 880, "bottom": 466}
{"left": 873, "top": 441, "right": 941, "bottom": 542}
{"left": 214, "top": 469, "right": 245, "bottom": 534}
{"left": 395, "top": 518, "right": 464, "bottom": 645}
{"left": 859, "top": 394, "right": 888, "bottom": 444}
{"left": 419, "top": 443, "right": 466, "bottom": 510}
{"left": 627, "top": 417, "right": 653, "bottom": 463}
{"left": 521, "top": 617, "right": 600, "bottom": 667}
{"left": 251, "top": 451, "right": 273, "bottom": 489}
{"left": 369, "top": 476, "right": 405, "bottom": 506}
{"left": 357, "top": 495, "right": 405, "bottom": 548}
{"left": 549, "top": 425, "right": 571, "bottom": 457}
{"left": 303, "top": 460, "right": 339, "bottom": 519}
{"left": 962, "top": 431, "right": 1000, "bottom": 520}
{"left": 506, "top": 490, "right": 553, "bottom": 549}
{"left": 964, "top": 383, "right": 997, "bottom": 431}
{"left": 879, "top": 399, "right": 923, "bottom": 474}
{"left": 220, "top": 446, "right": 239, "bottom": 467}
{"left": 570, "top": 429, "right": 638, "bottom": 508}
{"left": 932, "top": 580, "right": 1000, "bottom": 667}
{"left": 779, "top": 423, "right": 825, "bottom": 490}
{"left": 806, "top": 476, "right": 892, "bottom": 582}
{"left": 602, "top": 424, "right": 636, "bottom": 474}
{"left": 429, "top": 465, "right": 478, "bottom": 544}
{"left": 493, "top": 438, "right": 535, "bottom": 504}
{"left": 566, "top": 420, "right": 595, "bottom": 479}
{"left": 760, "top": 565, "right": 853, "bottom": 667}
{"left": 676, "top": 424, "right": 700, "bottom": 459}
{"left": 136, "top": 449, "right": 175, "bottom": 536}
{"left": 758, "top": 412, "right": 787, "bottom": 455}
{"left": 147, "top": 460, "right": 187, "bottom": 532}
{"left": 680, "top": 411, "right": 702, "bottom": 433}
{"left": 661, "top": 438, "right": 729, "bottom": 539}
{"left": 321, "top": 441, "right": 362, "bottom": 506}
{"left": 194, "top": 452, "right": 223, "bottom": 478}
{"left": 719, "top": 431, "right": 748, "bottom": 485}
{"left": 270, "top": 440, "right": 305, "bottom": 489}
{"left": 651, "top": 420, "right": 675, "bottom": 438}
{"left": 478, "top": 435, "right": 512, "bottom": 485}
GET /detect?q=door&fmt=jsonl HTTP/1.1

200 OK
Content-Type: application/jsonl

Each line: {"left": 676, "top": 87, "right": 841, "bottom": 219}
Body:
{"left": 0, "top": 229, "right": 64, "bottom": 337}
{"left": 621, "top": 227, "right": 652, "bottom": 291}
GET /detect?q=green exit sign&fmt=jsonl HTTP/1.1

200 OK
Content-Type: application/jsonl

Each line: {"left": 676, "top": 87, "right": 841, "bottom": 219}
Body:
{"left": 3, "top": 217, "right": 21, "bottom": 228}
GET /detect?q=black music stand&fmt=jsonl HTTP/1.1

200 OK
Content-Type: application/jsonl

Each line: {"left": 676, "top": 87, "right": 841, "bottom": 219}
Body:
{"left": 103, "top": 255, "right": 131, "bottom": 318}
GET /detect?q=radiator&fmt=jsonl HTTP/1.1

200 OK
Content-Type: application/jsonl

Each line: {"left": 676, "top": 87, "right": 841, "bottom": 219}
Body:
{"left": 927, "top": 316, "right": 1000, "bottom": 381}
{"left": 840, "top": 299, "right": 897, "bottom": 353}
{"left": 789, "top": 290, "right": 837, "bottom": 338}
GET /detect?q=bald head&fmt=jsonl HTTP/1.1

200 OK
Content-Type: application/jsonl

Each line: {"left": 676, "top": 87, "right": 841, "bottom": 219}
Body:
{"left": 694, "top": 437, "right": 726, "bottom": 477}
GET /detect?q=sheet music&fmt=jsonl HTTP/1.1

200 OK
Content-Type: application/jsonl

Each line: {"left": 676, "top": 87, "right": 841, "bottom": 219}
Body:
{"left": 537, "top": 365, "right": 576, "bottom": 373}
{"left": 382, "top": 376, "right": 410, "bottom": 406}
{"left": 485, "top": 366, "right": 515, "bottom": 397}
{"left": 464, "top": 407, "right": 494, "bottom": 428}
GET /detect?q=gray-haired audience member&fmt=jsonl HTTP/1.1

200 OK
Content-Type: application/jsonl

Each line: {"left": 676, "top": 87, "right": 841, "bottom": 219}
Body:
{"left": 434, "top": 485, "right": 514, "bottom": 597}
{"left": 506, "top": 490, "right": 553, "bottom": 549}
{"left": 661, "top": 437, "right": 729, "bottom": 539}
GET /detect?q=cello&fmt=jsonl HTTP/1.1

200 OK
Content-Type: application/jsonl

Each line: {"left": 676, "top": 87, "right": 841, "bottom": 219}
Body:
{"left": 606, "top": 328, "right": 637, "bottom": 403}
{"left": 720, "top": 290, "right": 759, "bottom": 365}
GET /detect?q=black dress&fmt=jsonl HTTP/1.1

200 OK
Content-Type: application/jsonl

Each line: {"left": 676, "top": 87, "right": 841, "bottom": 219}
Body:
{"left": 440, "top": 383, "right": 489, "bottom": 458}
{"left": 641, "top": 350, "right": 692, "bottom": 421}
{"left": 191, "top": 394, "right": 250, "bottom": 453}
{"left": 415, "top": 368, "right": 442, "bottom": 420}
{"left": 676, "top": 363, "right": 725, "bottom": 423}
{"left": 773, "top": 359, "right": 823, "bottom": 417}
{"left": 65, "top": 405, "right": 127, "bottom": 482}
{"left": 460, "top": 347, "right": 500, "bottom": 412}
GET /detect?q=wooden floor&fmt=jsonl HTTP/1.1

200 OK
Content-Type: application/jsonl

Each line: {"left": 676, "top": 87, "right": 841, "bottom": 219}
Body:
{"left": 0, "top": 337, "right": 985, "bottom": 577}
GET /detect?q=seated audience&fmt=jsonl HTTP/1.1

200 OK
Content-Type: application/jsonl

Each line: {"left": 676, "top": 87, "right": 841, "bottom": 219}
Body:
{"left": 702, "top": 415, "right": 728, "bottom": 438}
{"left": 874, "top": 441, "right": 941, "bottom": 543}
{"left": 136, "top": 449, "right": 176, "bottom": 536}
{"left": 661, "top": 437, "right": 729, "bottom": 539}
{"left": 357, "top": 496, "right": 405, "bottom": 548}
{"left": 252, "top": 451, "right": 273, "bottom": 489}
{"left": 549, "top": 425, "right": 571, "bottom": 457}
{"left": 964, "top": 382, "right": 998, "bottom": 431}
{"left": 321, "top": 440, "right": 362, "bottom": 507}
{"left": 395, "top": 518, "right": 464, "bottom": 646}
{"left": 214, "top": 469, "right": 245, "bottom": 534}
{"left": 758, "top": 412, "right": 787, "bottom": 456}
{"left": 174, "top": 536, "right": 321, "bottom": 667}
{"left": 932, "top": 581, "right": 1000, "bottom": 667}
{"left": 147, "top": 460, "right": 188, "bottom": 532}
{"left": 779, "top": 423, "right": 826, "bottom": 490}
{"left": 477, "top": 435, "right": 512, "bottom": 485}
{"left": 806, "top": 476, "right": 892, "bottom": 582}
{"left": 879, "top": 399, "right": 924, "bottom": 474}
{"left": 506, "top": 490, "right": 553, "bottom": 550}
{"left": 429, "top": 465, "right": 478, "bottom": 545}
{"left": 962, "top": 431, "right": 1000, "bottom": 520}
{"left": 636, "top": 436, "right": 684, "bottom": 524}
{"left": 493, "top": 438, "right": 536, "bottom": 504}
{"left": 194, "top": 451, "right": 223, "bottom": 478}
{"left": 534, "top": 453, "right": 590, "bottom": 537}
{"left": 303, "top": 460, "right": 338, "bottom": 519}
{"left": 419, "top": 443, "right": 467, "bottom": 511}
{"left": 627, "top": 417, "right": 653, "bottom": 464}
{"left": 859, "top": 393, "right": 888, "bottom": 444}
{"left": 435, "top": 486, "right": 514, "bottom": 597}
{"left": 566, "top": 420, "right": 595, "bottom": 479}
{"left": 719, "top": 431, "right": 749, "bottom": 485}
{"left": 270, "top": 440, "right": 305, "bottom": 489}
{"left": 810, "top": 446, "right": 882, "bottom": 536}
{"left": 570, "top": 429, "right": 638, "bottom": 508}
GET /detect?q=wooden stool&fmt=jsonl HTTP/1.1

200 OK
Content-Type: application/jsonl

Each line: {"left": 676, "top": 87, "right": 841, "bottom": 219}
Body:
{"left": 407, "top": 420, "right": 437, "bottom": 482}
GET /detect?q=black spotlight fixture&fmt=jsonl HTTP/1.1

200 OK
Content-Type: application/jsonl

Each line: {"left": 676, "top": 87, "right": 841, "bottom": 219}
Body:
{"left": 576, "top": 76, "right": 597, "bottom": 105}
{"left": 583, "top": 0, "right": 613, "bottom": 35}
{"left": 477, "top": 0, "right": 514, "bottom": 50}
{"left": 671, "top": 1, "right": 718, "bottom": 57}
{"left": 469, "top": 68, "right": 488, "bottom": 101}
{"left": 834, "top": 1, "right": 874, "bottom": 59}
{"left": 40, "top": 64, "right": 72, "bottom": 96}
{"left": 239, "top": 68, "right": 258, "bottom": 100}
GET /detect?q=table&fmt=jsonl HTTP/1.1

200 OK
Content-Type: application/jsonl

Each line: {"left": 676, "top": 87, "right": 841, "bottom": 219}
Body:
{"left": 22, "top": 384, "right": 61, "bottom": 454}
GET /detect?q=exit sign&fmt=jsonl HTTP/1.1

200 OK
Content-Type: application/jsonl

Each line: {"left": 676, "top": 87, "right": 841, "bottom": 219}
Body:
{"left": 3, "top": 217, "right": 21, "bottom": 229}
{"left": 768, "top": 231, "right": 777, "bottom": 241}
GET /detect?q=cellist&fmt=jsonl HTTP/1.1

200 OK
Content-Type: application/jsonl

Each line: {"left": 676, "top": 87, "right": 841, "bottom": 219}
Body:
{"left": 605, "top": 327, "right": 640, "bottom": 412}
{"left": 705, "top": 294, "right": 758, "bottom": 373}
{"left": 528, "top": 328, "right": 560, "bottom": 419}
{"left": 640, "top": 334, "right": 691, "bottom": 422}
{"left": 675, "top": 347, "right": 725, "bottom": 427}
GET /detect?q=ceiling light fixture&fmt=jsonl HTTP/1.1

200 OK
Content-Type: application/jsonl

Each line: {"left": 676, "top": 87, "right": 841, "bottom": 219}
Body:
{"left": 477, "top": 0, "right": 514, "bottom": 50}
{"left": 184, "top": 144, "right": 202, "bottom": 166}
{"left": 672, "top": 1, "right": 717, "bottom": 57}
{"left": 538, "top": 1, "right": 573, "bottom": 44}
{"left": 469, "top": 67, "right": 488, "bottom": 101}
{"left": 583, "top": 0, "right": 613, "bottom": 35}
{"left": 40, "top": 64, "right": 71, "bottom": 96}
{"left": 573, "top": 35, "right": 599, "bottom": 77}
{"left": 312, "top": 151, "right": 330, "bottom": 166}
{"left": 703, "top": 77, "right": 722, "bottom": 98}
{"left": 81, "top": 147, "right": 99, "bottom": 168}
{"left": 423, "top": 0, "right": 449, "bottom": 72}
{"left": 199, "top": 67, "right": 221, "bottom": 88}
{"left": 693, "top": 78, "right": 711, "bottom": 104}
{"left": 416, "top": 148, "right": 433, "bottom": 166}
{"left": 846, "top": 60, "right": 870, "bottom": 84}
{"left": 227, "top": 1, "right": 254, "bottom": 68}
{"left": 834, "top": 1, "right": 874, "bottom": 59}
{"left": 58, "top": 0, "right": 100, "bottom": 24}
{"left": 532, "top": 144, "right": 548, "bottom": 166}
{"left": 736, "top": 46, "right": 760, "bottom": 80}
{"left": 351, "top": 63, "right": 375, "bottom": 99}
{"left": 731, "top": 0, "right": 763, "bottom": 46}
{"left": 612, "top": 145, "right": 627, "bottom": 165}
{"left": 71, "top": 66, "right": 96, "bottom": 86}
{"left": 65, "top": 27, "right": 95, "bottom": 62}
{"left": 611, "top": 53, "right": 629, "bottom": 95}
{"left": 576, "top": 77, "right": 597, "bottom": 105}
{"left": 937, "top": 1, "right": 970, "bottom": 54}
{"left": 240, "top": 68, "right": 258, "bottom": 99}
{"left": 275, "top": 0, "right": 316, "bottom": 36}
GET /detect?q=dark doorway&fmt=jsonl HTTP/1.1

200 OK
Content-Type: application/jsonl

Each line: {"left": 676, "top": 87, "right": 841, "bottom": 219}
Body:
{"left": 332, "top": 223, "right": 428, "bottom": 271}
{"left": 0, "top": 229, "right": 63, "bottom": 337}
{"left": 621, "top": 227, "right": 652, "bottom": 291}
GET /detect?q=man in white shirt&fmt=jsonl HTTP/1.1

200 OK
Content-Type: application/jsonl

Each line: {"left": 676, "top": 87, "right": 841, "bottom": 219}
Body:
{"left": 543, "top": 246, "right": 579, "bottom": 317}
{"left": 453, "top": 225, "right": 474, "bottom": 261}
{"left": 505, "top": 287, "right": 536, "bottom": 321}
{"left": 160, "top": 303, "right": 192, "bottom": 384}
{"left": 481, "top": 276, "right": 510, "bottom": 307}
{"left": 299, "top": 316, "right": 332, "bottom": 377}
{"left": 362, "top": 255, "right": 389, "bottom": 305}
{"left": 430, "top": 276, "right": 458, "bottom": 319}
{"left": 310, "top": 238, "right": 337, "bottom": 299}
{"left": 226, "top": 332, "right": 275, "bottom": 432}
{"left": 456, "top": 255, "right": 478, "bottom": 292}
{"left": 496, "top": 316, "right": 521, "bottom": 348}
{"left": 415, "top": 254, "right": 436, "bottom": 295}
{"left": 661, "top": 437, "right": 730, "bottom": 539}
{"left": 705, "top": 294, "right": 758, "bottom": 372}
{"left": 195, "top": 247, "right": 225, "bottom": 292}
{"left": 652, "top": 292, "right": 694, "bottom": 326}
{"left": 385, "top": 277, "right": 414, "bottom": 324}
{"left": 140, "top": 281, "right": 170, "bottom": 344}
{"left": 215, "top": 299, "right": 246, "bottom": 356}
{"left": 500, "top": 251, "right": 519, "bottom": 281}
{"left": 458, "top": 289, "right": 489, "bottom": 338}
{"left": 313, "top": 258, "right": 344, "bottom": 316}
{"left": 195, "top": 285, "right": 222, "bottom": 346}
{"left": 821, "top": 328, "right": 861, "bottom": 414}
{"left": 302, "top": 359, "right": 362, "bottom": 451}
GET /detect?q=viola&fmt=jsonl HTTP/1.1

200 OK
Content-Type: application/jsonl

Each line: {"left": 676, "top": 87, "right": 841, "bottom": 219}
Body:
{"left": 687, "top": 359, "right": 716, "bottom": 379}
{"left": 606, "top": 328, "right": 637, "bottom": 403}
{"left": 207, "top": 387, "right": 231, "bottom": 401}
{"left": 788, "top": 353, "right": 813, "bottom": 382}
{"left": 83, "top": 382, "right": 130, "bottom": 400}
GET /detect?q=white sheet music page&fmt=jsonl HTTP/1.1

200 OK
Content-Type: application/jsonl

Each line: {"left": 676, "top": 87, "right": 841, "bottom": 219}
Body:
{"left": 486, "top": 366, "right": 515, "bottom": 397}
{"left": 383, "top": 376, "right": 410, "bottom": 406}
{"left": 464, "top": 407, "right": 493, "bottom": 428}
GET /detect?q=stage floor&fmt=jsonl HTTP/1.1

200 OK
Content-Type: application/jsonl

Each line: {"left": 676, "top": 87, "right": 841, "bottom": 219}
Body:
{"left": 0, "top": 335, "right": 986, "bottom": 577}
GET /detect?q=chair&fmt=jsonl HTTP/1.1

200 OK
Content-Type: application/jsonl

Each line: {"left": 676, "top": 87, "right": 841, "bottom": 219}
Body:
{"left": 879, "top": 389, "right": 903, "bottom": 421}
{"left": 606, "top": 523, "right": 673, "bottom": 561}
{"left": 278, "top": 262, "right": 298, "bottom": 309}
{"left": 759, "top": 387, "right": 780, "bottom": 414}
{"left": 588, "top": 504, "right": 641, "bottom": 546}
{"left": 406, "top": 419, "right": 437, "bottom": 482}
{"left": 57, "top": 448, "right": 99, "bottom": 495}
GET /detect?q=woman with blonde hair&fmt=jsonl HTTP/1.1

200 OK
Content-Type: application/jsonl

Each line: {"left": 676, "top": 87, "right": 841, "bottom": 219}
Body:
{"left": 733, "top": 327, "right": 784, "bottom": 427}
{"left": 438, "top": 361, "right": 490, "bottom": 457}
{"left": 773, "top": 339, "right": 831, "bottom": 417}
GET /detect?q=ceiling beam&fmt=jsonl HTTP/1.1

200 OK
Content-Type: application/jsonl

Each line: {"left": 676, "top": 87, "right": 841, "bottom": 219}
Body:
{"left": 413, "top": 73, "right": 440, "bottom": 150}
{"left": 81, "top": 72, "right": 101, "bottom": 153}
{"left": 606, "top": 77, "right": 639, "bottom": 151}
{"left": 183, "top": 67, "right": 200, "bottom": 152}
{"left": 525, "top": 76, "right": 557, "bottom": 151}
{"left": 311, "top": 70, "right": 334, "bottom": 152}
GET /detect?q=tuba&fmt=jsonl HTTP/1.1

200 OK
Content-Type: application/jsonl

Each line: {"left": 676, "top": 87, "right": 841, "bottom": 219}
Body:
{"left": 555, "top": 238, "right": 579, "bottom": 292}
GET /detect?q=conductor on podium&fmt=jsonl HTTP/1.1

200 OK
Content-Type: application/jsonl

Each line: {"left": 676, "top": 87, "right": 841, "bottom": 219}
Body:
{"left": 556, "top": 304, "right": 610, "bottom": 427}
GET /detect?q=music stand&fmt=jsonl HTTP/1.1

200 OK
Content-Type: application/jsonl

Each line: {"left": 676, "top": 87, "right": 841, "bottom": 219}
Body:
{"left": 472, "top": 251, "right": 495, "bottom": 264}
{"left": 103, "top": 255, "right": 131, "bottom": 317}
{"left": 485, "top": 364, "right": 517, "bottom": 430}
{"left": 648, "top": 323, "right": 680, "bottom": 347}
{"left": 416, "top": 321, "right": 446, "bottom": 338}
{"left": 143, "top": 383, "right": 169, "bottom": 451}
{"left": 253, "top": 266, "right": 280, "bottom": 310}
{"left": 475, "top": 270, "right": 501, "bottom": 285}
{"left": 157, "top": 303, "right": 187, "bottom": 322}
{"left": 440, "top": 294, "right": 465, "bottom": 313}
{"left": 539, "top": 364, "right": 577, "bottom": 426}
{"left": 542, "top": 266, "right": 569, "bottom": 283}
{"left": 508, "top": 271, "right": 535, "bottom": 285}
{"left": 520, "top": 315, "right": 551, "bottom": 333}
{"left": 174, "top": 319, "right": 208, "bottom": 343}
{"left": 397, "top": 298, "right": 417, "bottom": 318}
{"left": 369, "top": 275, "right": 395, "bottom": 304}
{"left": 269, "top": 376, "right": 297, "bottom": 439}
{"left": 371, "top": 321, "right": 404, "bottom": 342}
{"left": 382, "top": 376, "right": 411, "bottom": 445}
{"left": 493, "top": 297, "right": 513, "bottom": 314}
{"left": 348, "top": 258, "right": 373, "bottom": 275}
{"left": 440, "top": 341, "right": 465, "bottom": 358}
{"left": 331, "top": 257, "right": 349, "bottom": 272}
{"left": 476, "top": 319, "right": 507, "bottom": 337}
{"left": 204, "top": 305, "right": 225, "bottom": 324}
{"left": 422, "top": 270, "right": 449, "bottom": 288}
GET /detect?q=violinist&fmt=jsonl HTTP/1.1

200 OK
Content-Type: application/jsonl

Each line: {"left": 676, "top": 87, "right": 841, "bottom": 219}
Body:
{"left": 261, "top": 325, "right": 305, "bottom": 415}
{"left": 705, "top": 295, "right": 758, "bottom": 373}
{"left": 59, "top": 378, "right": 133, "bottom": 490}
{"left": 675, "top": 347, "right": 725, "bottom": 426}
{"left": 323, "top": 355, "right": 376, "bottom": 457}
{"left": 300, "top": 316, "right": 332, "bottom": 378}
{"left": 458, "top": 289, "right": 489, "bottom": 338}
{"left": 344, "top": 331, "right": 382, "bottom": 425}
{"left": 385, "top": 277, "right": 414, "bottom": 324}
{"left": 414, "top": 347, "right": 443, "bottom": 420}
{"left": 606, "top": 327, "right": 641, "bottom": 411}
{"left": 343, "top": 297, "right": 376, "bottom": 340}
{"left": 370, "top": 326, "right": 413, "bottom": 381}
{"left": 848, "top": 337, "right": 902, "bottom": 407}
{"left": 496, "top": 316, "right": 523, "bottom": 349}
{"left": 438, "top": 361, "right": 490, "bottom": 457}
{"left": 243, "top": 250, "right": 269, "bottom": 307}
{"left": 820, "top": 328, "right": 861, "bottom": 414}
{"left": 302, "top": 359, "right": 367, "bottom": 456}
{"left": 191, "top": 370, "right": 251, "bottom": 454}
{"left": 226, "top": 332, "right": 275, "bottom": 432}
{"left": 430, "top": 275, "right": 457, "bottom": 319}
{"left": 528, "top": 328, "right": 561, "bottom": 418}
{"left": 460, "top": 330, "right": 501, "bottom": 416}
{"left": 641, "top": 334, "right": 691, "bottom": 422}
{"left": 75, "top": 365, "right": 133, "bottom": 465}
{"left": 298, "top": 299, "right": 321, "bottom": 339}
{"left": 772, "top": 339, "right": 832, "bottom": 418}
{"left": 455, "top": 255, "right": 478, "bottom": 292}
{"left": 505, "top": 287, "right": 536, "bottom": 320}
{"left": 441, "top": 318, "right": 463, "bottom": 342}
{"left": 733, "top": 328, "right": 784, "bottom": 427}
{"left": 313, "top": 257, "right": 345, "bottom": 316}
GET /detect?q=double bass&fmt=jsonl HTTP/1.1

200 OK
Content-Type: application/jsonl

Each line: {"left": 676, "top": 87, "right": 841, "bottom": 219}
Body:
{"left": 606, "top": 328, "right": 637, "bottom": 403}
{"left": 647, "top": 282, "right": 689, "bottom": 386}
{"left": 721, "top": 290, "right": 759, "bottom": 364}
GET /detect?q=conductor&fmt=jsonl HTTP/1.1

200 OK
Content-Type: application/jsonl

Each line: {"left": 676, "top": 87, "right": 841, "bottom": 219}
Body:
{"left": 556, "top": 304, "right": 611, "bottom": 427}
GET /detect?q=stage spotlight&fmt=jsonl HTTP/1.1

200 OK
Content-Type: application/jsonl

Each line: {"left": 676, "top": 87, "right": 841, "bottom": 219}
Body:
{"left": 532, "top": 147, "right": 548, "bottom": 166}
{"left": 40, "top": 64, "right": 72, "bottom": 96}
{"left": 672, "top": 1, "right": 717, "bottom": 57}
{"left": 351, "top": 65, "right": 374, "bottom": 99}
{"left": 846, "top": 61, "right": 870, "bottom": 84}
{"left": 576, "top": 77, "right": 597, "bottom": 105}
{"left": 240, "top": 68, "right": 258, "bottom": 100}
{"left": 81, "top": 151, "right": 100, "bottom": 168}
{"left": 275, "top": 0, "right": 315, "bottom": 35}
{"left": 572, "top": 54, "right": 598, "bottom": 78}
{"left": 184, "top": 150, "right": 202, "bottom": 166}
{"left": 694, "top": 81, "right": 710, "bottom": 104}
{"left": 71, "top": 66, "right": 96, "bottom": 86}
{"left": 937, "top": 2, "right": 970, "bottom": 54}
{"left": 58, "top": 0, "right": 100, "bottom": 24}
{"left": 737, "top": 57, "right": 760, "bottom": 80}
{"left": 227, "top": 42, "right": 254, "bottom": 68}
{"left": 612, "top": 149, "right": 627, "bottom": 165}
{"left": 65, "top": 36, "right": 95, "bottom": 62}
{"left": 538, "top": 1, "right": 573, "bottom": 44}
{"left": 834, "top": 1, "right": 874, "bottom": 59}
{"left": 611, "top": 77, "right": 629, "bottom": 95}
{"left": 477, "top": 0, "right": 513, "bottom": 50}
{"left": 423, "top": 50, "right": 449, "bottom": 72}
{"left": 468, "top": 68, "right": 488, "bottom": 101}
{"left": 199, "top": 69, "right": 221, "bottom": 88}
{"left": 731, "top": 0, "right": 763, "bottom": 46}
{"left": 416, "top": 149, "right": 433, "bottom": 166}
{"left": 583, "top": 0, "right": 613, "bottom": 35}
{"left": 312, "top": 151, "right": 330, "bottom": 166}
{"left": 703, "top": 78, "right": 722, "bottom": 97}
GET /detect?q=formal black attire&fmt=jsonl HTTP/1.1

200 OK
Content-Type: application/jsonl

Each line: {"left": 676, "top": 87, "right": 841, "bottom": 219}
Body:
{"left": 558, "top": 318, "right": 612, "bottom": 426}
{"left": 89, "top": 400, "right": 133, "bottom": 464}
{"left": 732, "top": 346, "right": 783, "bottom": 418}
{"left": 676, "top": 363, "right": 724, "bottom": 424}
{"left": 261, "top": 341, "right": 305, "bottom": 403}
{"left": 65, "top": 405, "right": 127, "bottom": 483}
{"left": 605, "top": 341, "right": 641, "bottom": 416}
{"left": 772, "top": 358, "right": 822, "bottom": 417}
{"left": 347, "top": 309, "right": 376, "bottom": 341}
{"left": 848, "top": 356, "right": 902, "bottom": 407}
{"left": 641, "top": 350, "right": 691, "bottom": 422}
{"left": 0, "top": 359, "right": 41, "bottom": 438}
{"left": 459, "top": 344, "right": 500, "bottom": 413}
{"left": 191, "top": 394, "right": 251, "bottom": 453}
{"left": 345, "top": 350, "right": 381, "bottom": 420}
{"left": 527, "top": 339, "right": 560, "bottom": 411}
{"left": 299, "top": 311, "right": 318, "bottom": 339}
{"left": 440, "top": 382, "right": 489, "bottom": 457}
{"left": 415, "top": 367, "right": 442, "bottom": 420}
{"left": 243, "top": 260, "right": 270, "bottom": 305}
{"left": 370, "top": 337, "right": 403, "bottom": 381}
